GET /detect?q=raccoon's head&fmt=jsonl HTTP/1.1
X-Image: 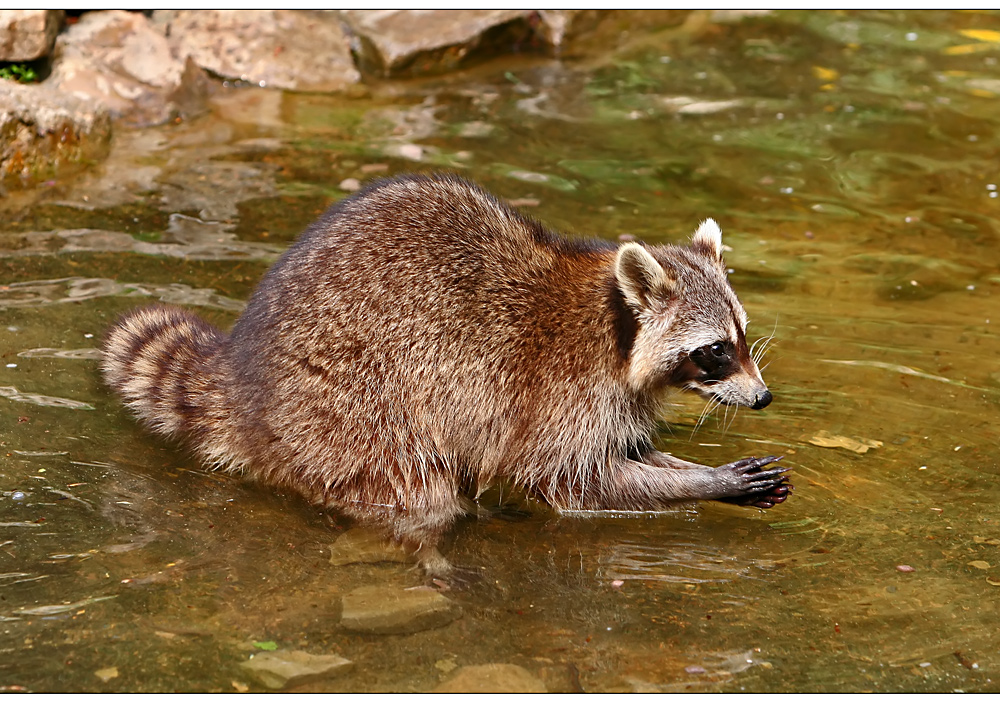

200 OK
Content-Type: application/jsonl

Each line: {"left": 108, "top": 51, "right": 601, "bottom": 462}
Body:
{"left": 614, "top": 219, "right": 772, "bottom": 410}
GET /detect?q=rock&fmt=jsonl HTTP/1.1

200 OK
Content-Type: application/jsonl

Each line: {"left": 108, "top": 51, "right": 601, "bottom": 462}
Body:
{"left": 153, "top": 10, "right": 360, "bottom": 93}
{"left": 47, "top": 10, "right": 211, "bottom": 128}
{"left": 534, "top": 11, "right": 574, "bottom": 49}
{"left": 158, "top": 159, "right": 280, "bottom": 222}
{"left": 42, "top": 126, "right": 165, "bottom": 210}
{"left": 710, "top": 10, "right": 773, "bottom": 23}
{"left": 0, "top": 79, "right": 111, "bottom": 188}
{"left": 239, "top": 650, "right": 353, "bottom": 690}
{"left": 0, "top": 10, "right": 64, "bottom": 61}
{"left": 434, "top": 664, "right": 547, "bottom": 693}
{"left": 329, "top": 527, "right": 413, "bottom": 566}
{"left": 535, "top": 10, "right": 604, "bottom": 51}
{"left": 209, "top": 88, "right": 286, "bottom": 129}
{"left": 537, "top": 663, "right": 585, "bottom": 693}
{"left": 93, "top": 666, "right": 119, "bottom": 683}
{"left": 340, "top": 584, "right": 461, "bottom": 635}
{"left": 340, "top": 10, "right": 541, "bottom": 77}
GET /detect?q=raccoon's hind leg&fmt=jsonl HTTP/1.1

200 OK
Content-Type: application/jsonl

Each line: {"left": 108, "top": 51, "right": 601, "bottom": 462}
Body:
{"left": 331, "top": 467, "right": 476, "bottom": 584}
{"left": 344, "top": 511, "right": 478, "bottom": 587}
{"left": 395, "top": 530, "right": 482, "bottom": 586}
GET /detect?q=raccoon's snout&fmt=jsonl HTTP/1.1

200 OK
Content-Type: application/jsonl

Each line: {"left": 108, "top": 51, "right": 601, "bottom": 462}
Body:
{"left": 751, "top": 389, "right": 772, "bottom": 410}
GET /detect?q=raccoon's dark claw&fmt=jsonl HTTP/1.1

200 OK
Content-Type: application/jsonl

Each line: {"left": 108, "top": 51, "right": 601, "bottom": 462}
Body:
{"left": 743, "top": 482, "right": 793, "bottom": 509}
{"left": 715, "top": 455, "right": 792, "bottom": 509}
{"left": 729, "top": 455, "right": 783, "bottom": 473}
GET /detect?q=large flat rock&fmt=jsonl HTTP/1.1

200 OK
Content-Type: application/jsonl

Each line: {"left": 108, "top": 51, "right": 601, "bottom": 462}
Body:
{"left": 153, "top": 10, "right": 360, "bottom": 93}
{"left": 239, "top": 650, "right": 353, "bottom": 690}
{"left": 434, "top": 663, "right": 548, "bottom": 693}
{"left": 340, "top": 584, "right": 461, "bottom": 635}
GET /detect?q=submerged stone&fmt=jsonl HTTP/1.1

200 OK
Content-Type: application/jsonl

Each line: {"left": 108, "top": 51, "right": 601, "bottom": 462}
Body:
{"left": 0, "top": 79, "right": 111, "bottom": 188}
{"left": 239, "top": 650, "right": 353, "bottom": 690}
{"left": 93, "top": 666, "right": 119, "bottom": 683}
{"left": 340, "top": 584, "right": 461, "bottom": 635}
{"left": 328, "top": 527, "right": 413, "bottom": 566}
{"left": 434, "top": 663, "right": 547, "bottom": 693}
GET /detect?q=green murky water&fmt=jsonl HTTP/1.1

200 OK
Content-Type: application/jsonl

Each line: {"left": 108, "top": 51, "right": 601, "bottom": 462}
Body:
{"left": 2, "top": 10, "right": 1000, "bottom": 692}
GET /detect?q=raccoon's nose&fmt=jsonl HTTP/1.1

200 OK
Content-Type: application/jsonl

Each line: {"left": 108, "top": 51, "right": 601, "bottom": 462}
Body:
{"left": 751, "top": 389, "right": 772, "bottom": 410}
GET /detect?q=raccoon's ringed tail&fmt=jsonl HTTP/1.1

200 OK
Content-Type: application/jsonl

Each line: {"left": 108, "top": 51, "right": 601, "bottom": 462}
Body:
{"left": 102, "top": 305, "right": 226, "bottom": 438}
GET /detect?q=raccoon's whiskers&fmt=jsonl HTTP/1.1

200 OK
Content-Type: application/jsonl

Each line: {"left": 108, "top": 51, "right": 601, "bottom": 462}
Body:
{"left": 751, "top": 316, "right": 779, "bottom": 367}
{"left": 724, "top": 405, "right": 740, "bottom": 434}
{"left": 750, "top": 333, "right": 774, "bottom": 367}
{"left": 691, "top": 396, "right": 721, "bottom": 438}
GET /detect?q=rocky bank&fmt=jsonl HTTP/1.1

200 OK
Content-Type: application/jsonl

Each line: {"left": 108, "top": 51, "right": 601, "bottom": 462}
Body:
{"left": 0, "top": 9, "right": 773, "bottom": 193}
{"left": 0, "top": 9, "right": 609, "bottom": 190}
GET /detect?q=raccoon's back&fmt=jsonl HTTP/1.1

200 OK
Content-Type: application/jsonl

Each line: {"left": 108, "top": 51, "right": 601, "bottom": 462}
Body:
{"left": 102, "top": 306, "right": 230, "bottom": 444}
{"left": 222, "top": 174, "right": 628, "bottom": 473}
{"left": 230, "top": 174, "right": 618, "bottom": 376}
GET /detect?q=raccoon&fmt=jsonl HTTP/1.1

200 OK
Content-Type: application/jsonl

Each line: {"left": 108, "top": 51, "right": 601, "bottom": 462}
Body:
{"left": 102, "top": 173, "right": 790, "bottom": 578}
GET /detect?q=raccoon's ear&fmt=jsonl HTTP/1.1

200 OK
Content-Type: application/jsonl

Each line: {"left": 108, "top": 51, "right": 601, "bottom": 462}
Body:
{"left": 615, "top": 243, "right": 678, "bottom": 311}
{"left": 691, "top": 218, "right": 724, "bottom": 263}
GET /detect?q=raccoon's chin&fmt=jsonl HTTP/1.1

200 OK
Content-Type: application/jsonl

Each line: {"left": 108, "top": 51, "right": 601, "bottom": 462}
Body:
{"left": 688, "top": 383, "right": 752, "bottom": 409}
{"left": 691, "top": 385, "right": 772, "bottom": 411}
{"left": 687, "top": 382, "right": 726, "bottom": 404}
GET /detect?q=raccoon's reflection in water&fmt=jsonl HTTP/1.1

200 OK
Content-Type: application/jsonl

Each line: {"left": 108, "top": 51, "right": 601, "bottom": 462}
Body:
{"left": 599, "top": 538, "right": 762, "bottom": 585}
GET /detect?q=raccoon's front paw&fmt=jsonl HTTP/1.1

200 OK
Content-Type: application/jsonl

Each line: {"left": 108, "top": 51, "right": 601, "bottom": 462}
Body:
{"left": 713, "top": 455, "right": 792, "bottom": 509}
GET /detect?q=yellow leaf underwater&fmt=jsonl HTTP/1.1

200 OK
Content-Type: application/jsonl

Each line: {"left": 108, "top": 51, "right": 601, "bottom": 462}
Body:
{"left": 943, "top": 43, "right": 996, "bottom": 55}
{"left": 812, "top": 65, "right": 840, "bottom": 82}
{"left": 958, "top": 29, "right": 1000, "bottom": 43}
{"left": 808, "top": 431, "right": 883, "bottom": 454}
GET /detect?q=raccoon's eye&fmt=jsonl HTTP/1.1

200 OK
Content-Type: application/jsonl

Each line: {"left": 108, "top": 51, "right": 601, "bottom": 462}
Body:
{"left": 690, "top": 341, "right": 735, "bottom": 378}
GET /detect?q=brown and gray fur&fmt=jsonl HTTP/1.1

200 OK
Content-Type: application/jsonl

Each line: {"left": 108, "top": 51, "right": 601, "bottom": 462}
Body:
{"left": 102, "top": 173, "right": 790, "bottom": 578}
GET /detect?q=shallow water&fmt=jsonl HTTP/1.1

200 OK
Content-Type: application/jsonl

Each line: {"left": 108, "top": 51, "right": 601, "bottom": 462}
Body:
{"left": 2, "top": 10, "right": 1000, "bottom": 692}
